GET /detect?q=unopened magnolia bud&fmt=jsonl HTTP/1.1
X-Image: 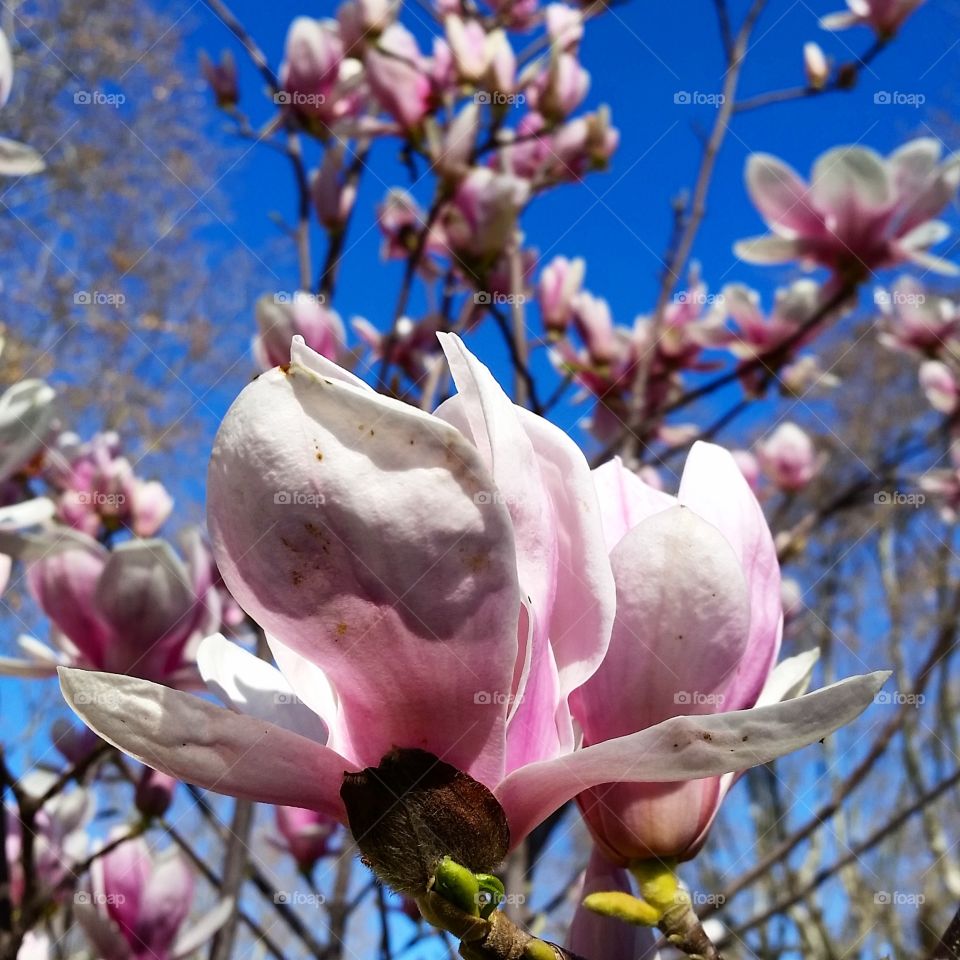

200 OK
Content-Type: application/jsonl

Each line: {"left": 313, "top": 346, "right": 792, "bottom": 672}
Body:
{"left": 340, "top": 748, "right": 510, "bottom": 895}
{"left": 135, "top": 767, "right": 177, "bottom": 818}
{"left": 803, "top": 42, "right": 829, "bottom": 90}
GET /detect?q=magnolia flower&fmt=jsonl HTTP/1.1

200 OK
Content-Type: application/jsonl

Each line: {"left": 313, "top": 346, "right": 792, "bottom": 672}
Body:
{"left": 377, "top": 188, "right": 427, "bottom": 260}
{"left": 444, "top": 17, "right": 514, "bottom": 92}
{"left": 17, "top": 933, "right": 49, "bottom": 960}
{"left": 337, "top": 0, "right": 399, "bottom": 54}
{"left": 273, "top": 806, "right": 339, "bottom": 872}
{"left": 567, "top": 849, "right": 649, "bottom": 960}
{"left": 721, "top": 280, "right": 822, "bottom": 358}
{"left": 571, "top": 292, "right": 617, "bottom": 365}
{"left": 0, "top": 497, "right": 56, "bottom": 596}
{"left": 432, "top": 101, "right": 480, "bottom": 180}
{"left": 62, "top": 337, "right": 884, "bottom": 869}
{"left": 545, "top": 4, "right": 584, "bottom": 50}
{"left": 365, "top": 25, "right": 432, "bottom": 130}
{"left": 311, "top": 146, "right": 358, "bottom": 231}
{"left": 252, "top": 293, "right": 345, "bottom": 372}
{"left": 920, "top": 444, "right": 960, "bottom": 522}
{"left": 538, "top": 255, "right": 586, "bottom": 336}
{"left": 0, "top": 533, "right": 218, "bottom": 683}
{"left": 803, "top": 42, "right": 829, "bottom": 89}
{"left": 736, "top": 138, "right": 960, "bottom": 277}
{"left": 0, "top": 379, "right": 56, "bottom": 483}
{"left": 199, "top": 51, "right": 238, "bottom": 107}
{"left": 919, "top": 360, "right": 959, "bottom": 414}
{"left": 279, "top": 18, "right": 363, "bottom": 129}
{"left": 442, "top": 167, "right": 530, "bottom": 261}
{"left": 526, "top": 52, "right": 590, "bottom": 121}
{"left": 821, "top": 0, "right": 924, "bottom": 36}
{"left": 757, "top": 422, "right": 820, "bottom": 491}
{"left": 0, "top": 29, "right": 13, "bottom": 108}
{"left": 877, "top": 276, "right": 960, "bottom": 356}
{"left": 75, "top": 835, "right": 231, "bottom": 960}
{"left": 573, "top": 450, "right": 825, "bottom": 863}
{"left": 5, "top": 772, "right": 93, "bottom": 904}
{"left": 135, "top": 767, "right": 178, "bottom": 818}
{"left": 46, "top": 431, "right": 173, "bottom": 538}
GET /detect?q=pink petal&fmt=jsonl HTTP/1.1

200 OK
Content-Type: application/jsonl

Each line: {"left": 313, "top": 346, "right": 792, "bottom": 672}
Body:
{"left": 567, "top": 848, "right": 651, "bottom": 960}
{"left": 207, "top": 347, "right": 519, "bottom": 785}
{"left": 590, "top": 458, "right": 675, "bottom": 550}
{"left": 678, "top": 442, "right": 782, "bottom": 710}
{"left": 59, "top": 668, "right": 353, "bottom": 820}
{"left": 745, "top": 154, "right": 822, "bottom": 236}
{"left": 574, "top": 505, "right": 750, "bottom": 743}
{"left": 496, "top": 670, "right": 888, "bottom": 847}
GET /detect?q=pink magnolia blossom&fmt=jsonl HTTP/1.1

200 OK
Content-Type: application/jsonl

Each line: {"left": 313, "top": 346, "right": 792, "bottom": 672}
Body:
{"left": 821, "top": 0, "right": 924, "bottom": 36}
{"left": 537, "top": 255, "right": 586, "bottom": 336}
{"left": 274, "top": 806, "right": 339, "bottom": 872}
{"left": 135, "top": 767, "right": 178, "bottom": 818}
{"left": 279, "top": 18, "right": 363, "bottom": 130}
{"left": 432, "top": 101, "right": 480, "bottom": 180}
{"left": 721, "top": 279, "right": 822, "bottom": 358}
{"left": 545, "top": 4, "right": 584, "bottom": 50}
{"left": 919, "top": 360, "right": 959, "bottom": 414}
{"left": 365, "top": 25, "right": 432, "bottom": 131}
{"left": 757, "top": 422, "right": 821, "bottom": 491}
{"left": 571, "top": 291, "right": 617, "bottom": 365}
{"left": 444, "top": 18, "right": 515, "bottom": 92}
{"left": 0, "top": 29, "right": 13, "bottom": 108}
{"left": 526, "top": 52, "right": 590, "bottom": 122}
{"left": 736, "top": 138, "right": 960, "bottom": 277}
{"left": 46, "top": 431, "right": 173, "bottom": 538}
{"left": 567, "top": 849, "right": 650, "bottom": 960}
{"left": 5, "top": 773, "right": 93, "bottom": 904}
{"left": 573, "top": 449, "right": 821, "bottom": 863}
{"left": 377, "top": 188, "right": 426, "bottom": 260}
{"left": 75, "top": 835, "right": 230, "bottom": 960}
{"left": 877, "top": 276, "right": 960, "bottom": 356}
{"left": 441, "top": 167, "right": 530, "bottom": 261}
{"left": 311, "top": 146, "right": 358, "bottom": 231}
{"left": 0, "top": 532, "right": 218, "bottom": 683}
{"left": 0, "top": 379, "right": 56, "bottom": 483}
{"left": 337, "top": 0, "right": 398, "bottom": 54}
{"left": 352, "top": 314, "right": 444, "bottom": 380}
{"left": 803, "top": 42, "right": 829, "bottom": 89}
{"left": 61, "top": 337, "right": 884, "bottom": 859}
{"left": 252, "top": 293, "right": 345, "bottom": 372}
{"left": 199, "top": 51, "right": 238, "bottom": 107}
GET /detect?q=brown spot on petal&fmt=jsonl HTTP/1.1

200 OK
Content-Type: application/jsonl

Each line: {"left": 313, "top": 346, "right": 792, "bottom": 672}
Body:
{"left": 336, "top": 622, "right": 348, "bottom": 638}
{"left": 292, "top": 570, "right": 304, "bottom": 586}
